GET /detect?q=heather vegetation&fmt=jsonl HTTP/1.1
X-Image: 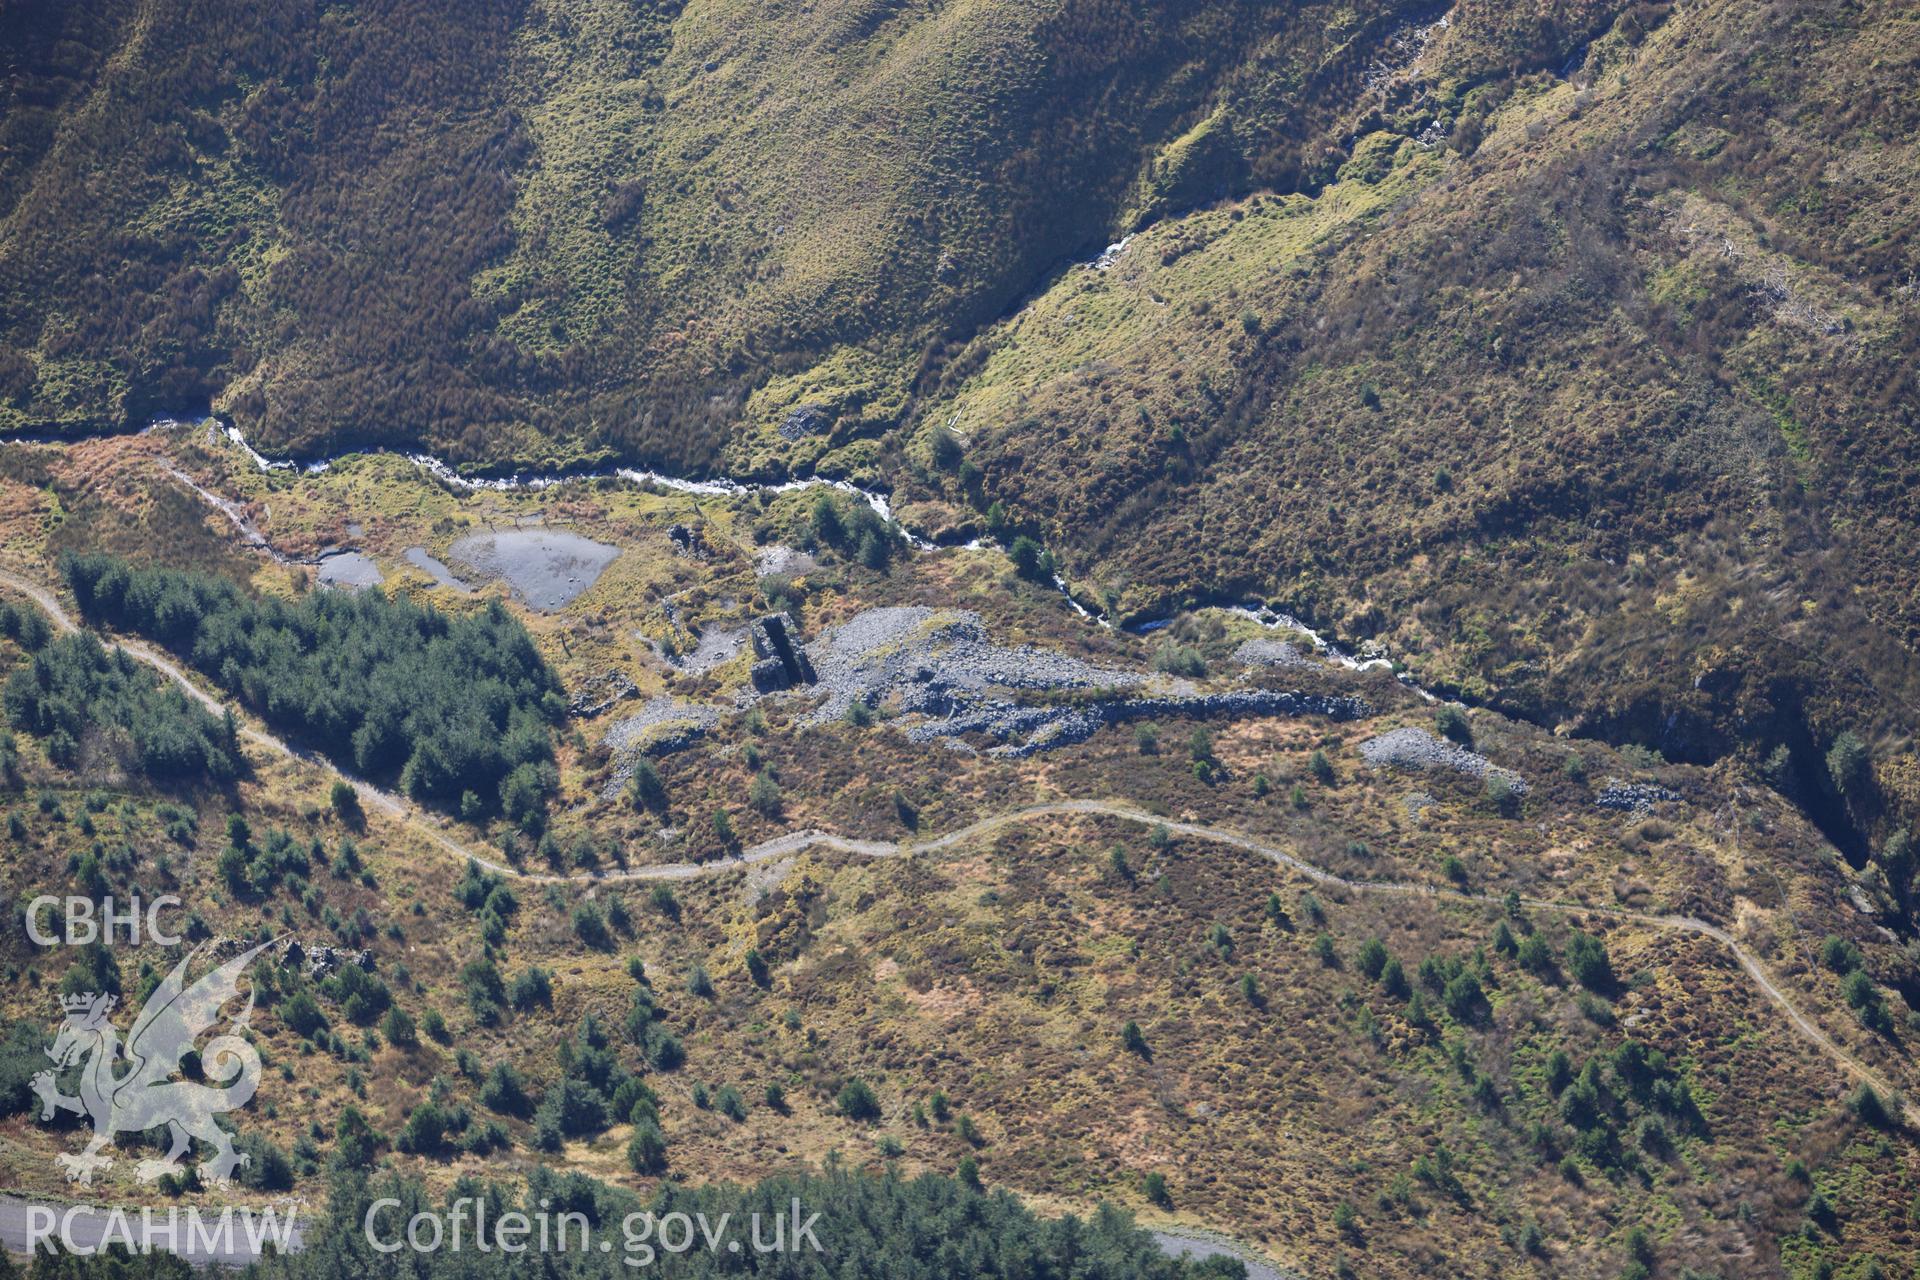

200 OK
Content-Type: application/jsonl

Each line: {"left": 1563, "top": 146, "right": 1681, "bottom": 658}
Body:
{"left": 3, "top": 486, "right": 1918, "bottom": 1276}
{"left": 7, "top": 0, "right": 1916, "bottom": 889}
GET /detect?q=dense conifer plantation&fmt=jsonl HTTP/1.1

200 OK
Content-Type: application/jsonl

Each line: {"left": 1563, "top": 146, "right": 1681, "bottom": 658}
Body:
{"left": 2, "top": 628, "right": 238, "bottom": 782}
{"left": 60, "top": 554, "right": 563, "bottom": 820}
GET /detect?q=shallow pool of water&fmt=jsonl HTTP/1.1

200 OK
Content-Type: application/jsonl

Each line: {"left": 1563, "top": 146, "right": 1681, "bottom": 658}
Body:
{"left": 316, "top": 551, "right": 383, "bottom": 590}
{"left": 403, "top": 546, "right": 474, "bottom": 593}
{"left": 448, "top": 529, "right": 620, "bottom": 611}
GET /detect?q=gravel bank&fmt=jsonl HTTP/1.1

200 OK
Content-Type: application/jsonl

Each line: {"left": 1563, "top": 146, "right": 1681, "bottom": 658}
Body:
{"left": 1358, "top": 727, "right": 1530, "bottom": 794}
{"left": 658, "top": 625, "right": 746, "bottom": 675}
{"left": 755, "top": 543, "right": 819, "bottom": 577}
{"left": 802, "top": 607, "right": 1142, "bottom": 723}
{"left": 1233, "top": 637, "right": 1314, "bottom": 669}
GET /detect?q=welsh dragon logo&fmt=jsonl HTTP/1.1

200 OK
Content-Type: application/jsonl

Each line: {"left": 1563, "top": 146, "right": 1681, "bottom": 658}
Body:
{"left": 32, "top": 939, "right": 272, "bottom": 1187}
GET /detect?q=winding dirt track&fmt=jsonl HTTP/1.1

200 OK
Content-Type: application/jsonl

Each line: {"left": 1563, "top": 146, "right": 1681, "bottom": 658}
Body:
{"left": 2, "top": 567, "right": 1911, "bottom": 1127}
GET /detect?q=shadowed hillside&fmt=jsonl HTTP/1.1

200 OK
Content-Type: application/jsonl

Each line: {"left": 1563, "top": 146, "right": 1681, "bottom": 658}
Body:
{"left": 2, "top": 0, "right": 1570, "bottom": 468}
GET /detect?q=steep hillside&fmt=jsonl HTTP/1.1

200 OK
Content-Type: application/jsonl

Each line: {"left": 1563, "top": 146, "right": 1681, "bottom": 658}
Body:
{"left": 1, "top": 0, "right": 1549, "bottom": 467}
{"left": 902, "top": 0, "right": 1920, "bottom": 888}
